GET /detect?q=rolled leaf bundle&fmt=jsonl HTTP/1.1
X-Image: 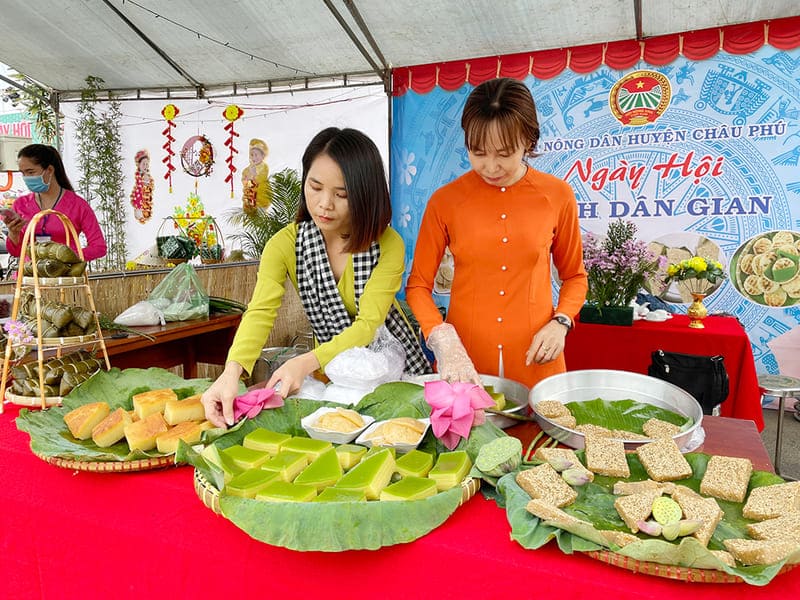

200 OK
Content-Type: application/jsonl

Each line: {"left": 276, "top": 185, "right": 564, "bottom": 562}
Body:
{"left": 23, "top": 259, "right": 69, "bottom": 278}
{"left": 11, "top": 363, "right": 38, "bottom": 380}
{"left": 11, "top": 379, "right": 27, "bottom": 395}
{"left": 50, "top": 242, "right": 81, "bottom": 264}
{"left": 83, "top": 320, "right": 97, "bottom": 334}
{"left": 67, "top": 262, "right": 86, "bottom": 276}
{"left": 28, "top": 382, "right": 59, "bottom": 398}
{"left": 59, "top": 370, "right": 95, "bottom": 396}
{"left": 62, "top": 358, "right": 102, "bottom": 375}
{"left": 61, "top": 322, "right": 84, "bottom": 337}
{"left": 41, "top": 300, "right": 73, "bottom": 329}
{"left": 19, "top": 291, "right": 36, "bottom": 318}
{"left": 72, "top": 307, "right": 94, "bottom": 330}
{"left": 42, "top": 363, "right": 63, "bottom": 385}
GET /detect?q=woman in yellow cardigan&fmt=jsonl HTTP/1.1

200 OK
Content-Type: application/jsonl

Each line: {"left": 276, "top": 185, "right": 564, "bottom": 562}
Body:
{"left": 406, "top": 78, "right": 588, "bottom": 389}
{"left": 203, "top": 127, "right": 430, "bottom": 428}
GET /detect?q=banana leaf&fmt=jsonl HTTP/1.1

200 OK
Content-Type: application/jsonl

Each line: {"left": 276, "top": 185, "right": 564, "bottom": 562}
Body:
{"left": 15, "top": 367, "right": 215, "bottom": 462}
{"left": 498, "top": 452, "right": 800, "bottom": 586}
{"left": 178, "top": 395, "right": 472, "bottom": 551}
{"left": 566, "top": 398, "right": 692, "bottom": 434}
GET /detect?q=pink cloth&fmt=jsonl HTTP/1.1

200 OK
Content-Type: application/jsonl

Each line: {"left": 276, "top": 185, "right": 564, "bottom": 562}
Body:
{"left": 424, "top": 380, "right": 495, "bottom": 449}
{"left": 233, "top": 387, "right": 284, "bottom": 421}
{"left": 8, "top": 190, "right": 108, "bottom": 261}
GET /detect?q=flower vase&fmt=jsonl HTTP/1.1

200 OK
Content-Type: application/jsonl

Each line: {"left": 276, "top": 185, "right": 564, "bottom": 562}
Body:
{"left": 687, "top": 293, "right": 708, "bottom": 329}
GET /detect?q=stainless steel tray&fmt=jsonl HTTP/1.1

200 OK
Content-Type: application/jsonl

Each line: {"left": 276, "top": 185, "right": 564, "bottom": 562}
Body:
{"left": 528, "top": 369, "right": 703, "bottom": 450}
{"left": 404, "top": 374, "right": 529, "bottom": 429}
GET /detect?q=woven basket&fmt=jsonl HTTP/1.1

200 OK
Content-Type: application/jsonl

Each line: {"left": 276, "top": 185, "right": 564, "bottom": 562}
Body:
{"left": 5, "top": 389, "right": 62, "bottom": 407}
{"left": 33, "top": 450, "right": 177, "bottom": 472}
{"left": 585, "top": 549, "right": 798, "bottom": 583}
{"left": 194, "top": 469, "right": 480, "bottom": 515}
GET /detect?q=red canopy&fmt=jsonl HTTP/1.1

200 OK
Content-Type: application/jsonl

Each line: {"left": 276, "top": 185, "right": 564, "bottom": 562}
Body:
{"left": 393, "top": 16, "right": 800, "bottom": 95}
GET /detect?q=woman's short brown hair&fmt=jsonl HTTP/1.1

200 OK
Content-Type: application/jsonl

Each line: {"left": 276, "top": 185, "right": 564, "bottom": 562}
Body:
{"left": 461, "top": 78, "right": 540, "bottom": 158}
{"left": 296, "top": 127, "right": 391, "bottom": 253}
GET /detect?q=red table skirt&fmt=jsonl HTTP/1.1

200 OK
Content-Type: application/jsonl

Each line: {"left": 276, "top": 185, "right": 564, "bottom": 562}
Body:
{"left": 565, "top": 314, "right": 764, "bottom": 430}
{"left": 2, "top": 406, "right": 796, "bottom": 599}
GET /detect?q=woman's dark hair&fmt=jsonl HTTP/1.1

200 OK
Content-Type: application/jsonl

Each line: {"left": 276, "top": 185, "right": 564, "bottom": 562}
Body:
{"left": 17, "top": 144, "right": 75, "bottom": 191}
{"left": 461, "top": 78, "right": 540, "bottom": 158}
{"left": 296, "top": 127, "right": 391, "bottom": 253}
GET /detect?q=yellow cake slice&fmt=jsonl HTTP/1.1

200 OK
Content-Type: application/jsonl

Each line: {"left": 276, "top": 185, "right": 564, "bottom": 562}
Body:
{"left": 156, "top": 421, "right": 205, "bottom": 454}
{"left": 91, "top": 407, "right": 133, "bottom": 447}
{"left": 64, "top": 401, "right": 111, "bottom": 440}
{"left": 124, "top": 412, "right": 169, "bottom": 451}
{"left": 132, "top": 388, "right": 178, "bottom": 420}
{"left": 164, "top": 394, "right": 206, "bottom": 425}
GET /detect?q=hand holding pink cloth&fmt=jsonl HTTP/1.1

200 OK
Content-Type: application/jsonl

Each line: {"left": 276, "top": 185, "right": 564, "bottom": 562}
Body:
{"left": 424, "top": 380, "right": 495, "bottom": 450}
{"left": 233, "top": 387, "right": 284, "bottom": 421}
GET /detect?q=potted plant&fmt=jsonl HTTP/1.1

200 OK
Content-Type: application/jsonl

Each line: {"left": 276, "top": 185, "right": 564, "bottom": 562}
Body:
{"left": 225, "top": 168, "right": 301, "bottom": 259}
{"left": 581, "top": 220, "right": 661, "bottom": 325}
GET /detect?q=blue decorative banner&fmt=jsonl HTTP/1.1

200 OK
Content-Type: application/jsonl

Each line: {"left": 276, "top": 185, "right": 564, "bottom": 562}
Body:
{"left": 391, "top": 46, "right": 800, "bottom": 377}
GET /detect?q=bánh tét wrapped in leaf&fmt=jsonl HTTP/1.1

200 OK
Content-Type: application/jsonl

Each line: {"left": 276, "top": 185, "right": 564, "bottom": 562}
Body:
{"left": 59, "top": 370, "right": 94, "bottom": 396}
{"left": 11, "top": 363, "right": 38, "bottom": 381}
{"left": 41, "top": 300, "right": 74, "bottom": 328}
{"left": 11, "top": 379, "right": 27, "bottom": 395}
{"left": 72, "top": 307, "right": 94, "bottom": 330}
{"left": 61, "top": 322, "right": 84, "bottom": 337}
{"left": 50, "top": 242, "right": 81, "bottom": 264}
{"left": 67, "top": 262, "right": 86, "bottom": 276}
{"left": 62, "top": 358, "right": 102, "bottom": 375}
{"left": 23, "top": 259, "right": 69, "bottom": 278}
{"left": 28, "top": 381, "right": 60, "bottom": 398}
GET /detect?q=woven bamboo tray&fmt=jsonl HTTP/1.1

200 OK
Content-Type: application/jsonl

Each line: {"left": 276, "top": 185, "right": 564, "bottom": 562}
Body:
{"left": 585, "top": 548, "right": 797, "bottom": 583}
{"left": 33, "top": 450, "right": 177, "bottom": 472}
{"left": 194, "top": 469, "right": 480, "bottom": 515}
{"left": 22, "top": 275, "right": 85, "bottom": 287}
{"left": 5, "top": 389, "right": 62, "bottom": 407}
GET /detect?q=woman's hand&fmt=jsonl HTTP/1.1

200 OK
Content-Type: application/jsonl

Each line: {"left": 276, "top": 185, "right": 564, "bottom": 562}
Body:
{"left": 525, "top": 320, "right": 568, "bottom": 365}
{"left": 425, "top": 323, "right": 482, "bottom": 385}
{"left": 201, "top": 361, "right": 244, "bottom": 428}
{"left": 2, "top": 211, "right": 27, "bottom": 245}
{"left": 266, "top": 351, "right": 321, "bottom": 398}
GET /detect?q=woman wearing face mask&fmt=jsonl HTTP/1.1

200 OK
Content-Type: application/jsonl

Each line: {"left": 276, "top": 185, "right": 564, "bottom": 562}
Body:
{"left": 406, "top": 78, "right": 588, "bottom": 389}
{"left": 202, "top": 127, "right": 431, "bottom": 428}
{"left": 3, "top": 144, "right": 107, "bottom": 261}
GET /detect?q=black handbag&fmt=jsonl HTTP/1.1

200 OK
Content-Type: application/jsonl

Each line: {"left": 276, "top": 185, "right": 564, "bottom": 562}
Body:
{"left": 648, "top": 349, "right": 730, "bottom": 415}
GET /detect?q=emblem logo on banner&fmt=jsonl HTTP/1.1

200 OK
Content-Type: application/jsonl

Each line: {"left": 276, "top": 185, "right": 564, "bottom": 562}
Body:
{"left": 609, "top": 70, "right": 672, "bottom": 126}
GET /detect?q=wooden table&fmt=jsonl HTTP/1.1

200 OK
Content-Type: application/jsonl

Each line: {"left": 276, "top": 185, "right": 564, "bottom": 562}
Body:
{"left": 101, "top": 312, "right": 241, "bottom": 377}
{"left": 3, "top": 412, "right": 795, "bottom": 600}
{"left": 565, "top": 314, "right": 764, "bottom": 430}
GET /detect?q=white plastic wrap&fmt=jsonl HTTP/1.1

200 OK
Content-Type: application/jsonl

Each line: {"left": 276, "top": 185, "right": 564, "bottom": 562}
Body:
{"left": 113, "top": 300, "right": 165, "bottom": 326}
{"left": 324, "top": 326, "right": 406, "bottom": 391}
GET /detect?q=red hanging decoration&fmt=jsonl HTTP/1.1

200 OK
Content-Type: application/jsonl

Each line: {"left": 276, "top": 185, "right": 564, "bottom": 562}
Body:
{"left": 161, "top": 104, "right": 180, "bottom": 193}
{"left": 222, "top": 104, "right": 244, "bottom": 198}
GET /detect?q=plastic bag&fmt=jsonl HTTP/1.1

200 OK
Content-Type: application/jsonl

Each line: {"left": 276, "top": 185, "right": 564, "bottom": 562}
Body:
{"left": 146, "top": 263, "right": 209, "bottom": 322}
{"left": 324, "top": 326, "right": 406, "bottom": 390}
{"left": 114, "top": 300, "right": 166, "bottom": 326}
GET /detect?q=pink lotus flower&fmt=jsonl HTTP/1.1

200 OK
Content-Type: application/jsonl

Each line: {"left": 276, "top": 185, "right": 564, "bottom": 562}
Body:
{"left": 233, "top": 386, "right": 284, "bottom": 421}
{"left": 424, "top": 380, "right": 495, "bottom": 450}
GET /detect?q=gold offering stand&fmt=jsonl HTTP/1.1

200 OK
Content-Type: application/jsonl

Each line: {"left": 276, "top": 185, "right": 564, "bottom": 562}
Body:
{"left": 0, "top": 210, "right": 111, "bottom": 412}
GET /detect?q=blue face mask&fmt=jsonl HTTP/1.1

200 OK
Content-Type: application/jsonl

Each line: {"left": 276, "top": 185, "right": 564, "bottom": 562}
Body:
{"left": 23, "top": 172, "right": 51, "bottom": 193}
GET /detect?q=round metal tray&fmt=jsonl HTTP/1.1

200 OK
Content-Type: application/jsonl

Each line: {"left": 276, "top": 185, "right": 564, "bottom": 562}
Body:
{"left": 404, "top": 373, "right": 529, "bottom": 429}
{"left": 528, "top": 369, "right": 703, "bottom": 450}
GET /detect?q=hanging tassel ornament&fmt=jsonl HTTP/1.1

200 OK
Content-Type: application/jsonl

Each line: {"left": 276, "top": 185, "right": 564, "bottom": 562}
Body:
{"left": 222, "top": 104, "right": 244, "bottom": 198}
{"left": 161, "top": 104, "right": 180, "bottom": 193}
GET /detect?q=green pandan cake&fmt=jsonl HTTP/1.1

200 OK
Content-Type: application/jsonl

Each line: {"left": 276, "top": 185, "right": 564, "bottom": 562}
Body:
{"left": 255, "top": 480, "right": 317, "bottom": 503}
{"left": 395, "top": 449, "right": 434, "bottom": 478}
{"left": 334, "top": 448, "right": 396, "bottom": 500}
{"left": 201, "top": 444, "right": 243, "bottom": 484}
{"left": 225, "top": 469, "right": 280, "bottom": 498}
{"left": 222, "top": 444, "right": 271, "bottom": 470}
{"left": 380, "top": 476, "right": 438, "bottom": 501}
{"left": 282, "top": 436, "right": 334, "bottom": 461}
{"left": 313, "top": 487, "right": 367, "bottom": 502}
{"left": 260, "top": 450, "right": 308, "bottom": 482}
{"left": 243, "top": 428, "right": 291, "bottom": 454}
{"left": 294, "top": 448, "right": 343, "bottom": 491}
{"left": 335, "top": 444, "right": 367, "bottom": 470}
{"left": 429, "top": 450, "right": 472, "bottom": 491}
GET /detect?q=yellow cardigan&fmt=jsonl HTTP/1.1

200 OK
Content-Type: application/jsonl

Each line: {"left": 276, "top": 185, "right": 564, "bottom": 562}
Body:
{"left": 227, "top": 222, "right": 407, "bottom": 375}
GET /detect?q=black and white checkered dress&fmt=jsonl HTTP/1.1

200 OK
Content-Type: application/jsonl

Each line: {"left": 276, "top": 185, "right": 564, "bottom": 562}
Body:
{"left": 295, "top": 221, "right": 431, "bottom": 375}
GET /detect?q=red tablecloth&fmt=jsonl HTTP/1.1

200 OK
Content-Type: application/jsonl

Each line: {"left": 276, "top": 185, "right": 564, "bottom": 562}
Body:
{"left": 565, "top": 314, "right": 764, "bottom": 430}
{"left": 2, "top": 406, "right": 796, "bottom": 599}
